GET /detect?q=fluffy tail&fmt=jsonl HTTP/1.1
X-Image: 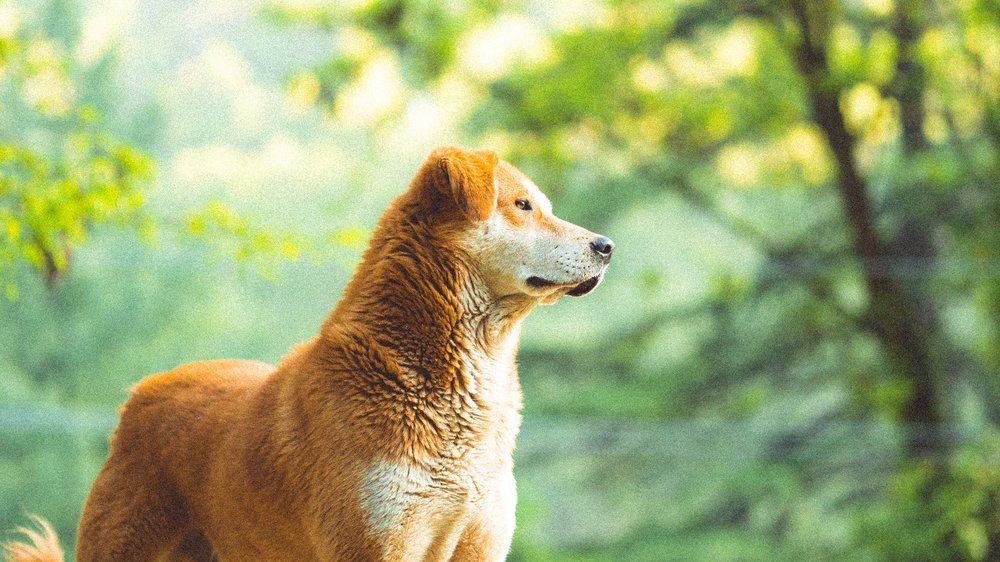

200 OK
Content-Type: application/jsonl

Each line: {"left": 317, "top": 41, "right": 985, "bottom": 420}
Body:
{"left": 2, "top": 516, "right": 64, "bottom": 562}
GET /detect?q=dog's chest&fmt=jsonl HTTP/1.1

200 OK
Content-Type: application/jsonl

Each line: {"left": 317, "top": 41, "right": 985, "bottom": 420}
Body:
{"left": 353, "top": 334, "right": 523, "bottom": 547}
{"left": 358, "top": 459, "right": 438, "bottom": 536}
{"left": 357, "top": 453, "right": 511, "bottom": 545}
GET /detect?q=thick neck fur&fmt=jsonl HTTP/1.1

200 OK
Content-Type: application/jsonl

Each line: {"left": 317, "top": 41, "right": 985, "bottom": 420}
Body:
{"left": 318, "top": 189, "right": 533, "bottom": 399}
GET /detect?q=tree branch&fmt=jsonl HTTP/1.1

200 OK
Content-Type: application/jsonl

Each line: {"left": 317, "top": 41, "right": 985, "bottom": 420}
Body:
{"left": 638, "top": 165, "right": 875, "bottom": 335}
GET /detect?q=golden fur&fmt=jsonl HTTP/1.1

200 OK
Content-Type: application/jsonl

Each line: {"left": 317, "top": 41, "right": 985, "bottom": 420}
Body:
{"left": 2, "top": 146, "right": 613, "bottom": 561}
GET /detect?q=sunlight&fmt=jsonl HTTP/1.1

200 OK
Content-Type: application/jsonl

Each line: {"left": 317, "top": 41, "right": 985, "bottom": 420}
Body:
{"left": 22, "top": 64, "right": 75, "bottom": 117}
{"left": 841, "top": 82, "right": 881, "bottom": 132}
{"left": 539, "top": 0, "right": 610, "bottom": 32}
{"left": 829, "top": 23, "right": 862, "bottom": 73}
{"left": 862, "top": 0, "right": 893, "bottom": 17}
{"left": 402, "top": 95, "right": 443, "bottom": 140}
{"left": 921, "top": 27, "right": 948, "bottom": 57}
{"left": 198, "top": 42, "right": 253, "bottom": 90}
{"left": 337, "top": 26, "right": 377, "bottom": 60}
{"left": 716, "top": 143, "right": 761, "bottom": 187}
{"left": 459, "top": 14, "right": 551, "bottom": 81}
{"left": 171, "top": 137, "right": 348, "bottom": 199}
{"left": 25, "top": 39, "right": 62, "bottom": 67}
{"left": 335, "top": 52, "right": 403, "bottom": 126}
{"left": 263, "top": 134, "right": 299, "bottom": 171}
{"left": 664, "top": 41, "right": 718, "bottom": 87}
{"left": 632, "top": 59, "right": 667, "bottom": 92}
{"left": 715, "top": 23, "right": 757, "bottom": 77}
{"left": 287, "top": 71, "right": 321, "bottom": 112}
{"left": 177, "top": 42, "right": 268, "bottom": 134}
{"left": 77, "top": 11, "right": 119, "bottom": 65}
{"left": 785, "top": 124, "right": 833, "bottom": 184}
{"left": 0, "top": 3, "right": 18, "bottom": 38}
{"left": 76, "top": 0, "right": 139, "bottom": 66}
{"left": 172, "top": 144, "right": 243, "bottom": 186}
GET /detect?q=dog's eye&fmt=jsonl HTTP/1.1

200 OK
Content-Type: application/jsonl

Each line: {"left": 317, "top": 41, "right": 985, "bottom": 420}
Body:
{"left": 514, "top": 199, "right": 532, "bottom": 211}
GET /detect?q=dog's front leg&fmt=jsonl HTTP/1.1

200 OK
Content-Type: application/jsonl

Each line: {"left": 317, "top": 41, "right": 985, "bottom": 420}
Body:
{"left": 375, "top": 507, "right": 471, "bottom": 562}
{"left": 447, "top": 471, "right": 517, "bottom": 562}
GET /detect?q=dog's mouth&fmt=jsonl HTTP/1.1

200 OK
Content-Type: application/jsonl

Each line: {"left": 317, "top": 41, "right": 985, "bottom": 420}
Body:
{"left": 526, "top": 273, "right": 604, "bottom": 297}
{"left": 566, "top": 275, "right": 602, "bottom": 297}
{"left": 526, "top": 276, "right": 557, "bottom": 289}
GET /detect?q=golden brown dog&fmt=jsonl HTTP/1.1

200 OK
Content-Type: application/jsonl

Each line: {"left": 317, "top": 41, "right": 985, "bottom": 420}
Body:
{"left": 3, "top": 146, "right": 613, "bottom": 561}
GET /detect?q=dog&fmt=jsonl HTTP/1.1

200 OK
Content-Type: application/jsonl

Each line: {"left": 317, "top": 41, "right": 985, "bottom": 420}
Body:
{"left": 3, "top": 146, "right": 614, "bottom": 561}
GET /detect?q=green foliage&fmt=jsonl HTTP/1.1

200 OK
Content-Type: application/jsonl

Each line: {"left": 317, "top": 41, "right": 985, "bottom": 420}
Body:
{"left": 263, "top": 0, "right": 495, "bottom": 121}
{"left": 183, "top": 200, "right": 368, "bottom": 279}
{"left": 0, "top": 1, "right": 352, "bottom": 297}
{"left": 0, "top": 9, "right": 154, "bottom": 296}
{"left": 857, "top": 431, "right": 1000, "bottom": 561}
{"left": 185, "top": 200, "right": 305, "bottom": 277}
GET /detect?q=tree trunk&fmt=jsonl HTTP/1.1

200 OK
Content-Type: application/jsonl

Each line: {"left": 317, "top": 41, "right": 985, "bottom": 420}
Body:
{"left": 891, "top": 0, "right": 929, "bottom": 153}
{"left": 784, "top": 0, "right": 945, "bottom": 460}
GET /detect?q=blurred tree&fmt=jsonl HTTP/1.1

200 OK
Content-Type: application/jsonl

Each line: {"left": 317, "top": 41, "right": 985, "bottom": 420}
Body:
{"left": 0, "top": 0, "right": 153, "bottom": 297}
{"left": 0, "top": 1, "right": 338, "bottom": 300}
{"left": 267, "top": 0, "right": 1000, "bottom": 558}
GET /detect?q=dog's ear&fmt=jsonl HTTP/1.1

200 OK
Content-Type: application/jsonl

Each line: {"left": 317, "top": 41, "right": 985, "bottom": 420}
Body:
{"left": 436, "top": 147, "right": 499, "bottom": 222}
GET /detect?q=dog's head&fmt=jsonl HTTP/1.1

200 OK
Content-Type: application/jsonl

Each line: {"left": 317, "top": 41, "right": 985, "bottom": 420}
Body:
{"left": 410, "top": 146, "right": 613, "bottom": 304}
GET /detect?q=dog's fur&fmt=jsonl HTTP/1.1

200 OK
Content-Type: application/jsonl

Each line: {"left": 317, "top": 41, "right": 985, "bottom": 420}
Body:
{"left": 2, "top": 146, "right": 612, "bottom": 561}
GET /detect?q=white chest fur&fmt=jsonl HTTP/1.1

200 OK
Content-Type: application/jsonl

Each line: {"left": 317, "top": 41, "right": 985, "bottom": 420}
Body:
{"left": 359, "top": 460, "right": 435, "bottom": 537}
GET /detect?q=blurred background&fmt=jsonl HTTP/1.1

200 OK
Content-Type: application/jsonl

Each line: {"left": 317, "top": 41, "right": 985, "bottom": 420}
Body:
{"left": 2, "top": 0, "right": 999, "bottom": 559}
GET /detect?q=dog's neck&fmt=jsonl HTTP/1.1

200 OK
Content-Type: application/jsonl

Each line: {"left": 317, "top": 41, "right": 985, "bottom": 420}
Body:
{"left": 319, "top": 213, "right": 535, "bottom": 394}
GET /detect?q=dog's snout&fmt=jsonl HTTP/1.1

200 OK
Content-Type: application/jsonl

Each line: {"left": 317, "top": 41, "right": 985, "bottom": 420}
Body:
{"left": 589, "top": 236, "right": 615, "bottom": 261}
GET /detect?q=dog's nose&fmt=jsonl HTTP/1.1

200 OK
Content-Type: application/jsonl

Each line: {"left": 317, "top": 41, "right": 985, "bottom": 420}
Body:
{"left": 589, "top": 236, "right": 615, "bottom": 261}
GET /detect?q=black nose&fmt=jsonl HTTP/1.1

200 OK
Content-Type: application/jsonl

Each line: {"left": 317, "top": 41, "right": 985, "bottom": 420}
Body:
{"left": 589, "top": 236, "right": 615, "bottom": 261}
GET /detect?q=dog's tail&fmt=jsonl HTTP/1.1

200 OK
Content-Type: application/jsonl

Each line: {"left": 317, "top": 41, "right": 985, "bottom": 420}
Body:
{"left": 2, "top": 516, "right": 64, "bottom": 562}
